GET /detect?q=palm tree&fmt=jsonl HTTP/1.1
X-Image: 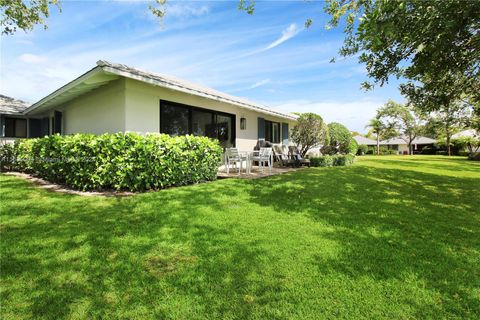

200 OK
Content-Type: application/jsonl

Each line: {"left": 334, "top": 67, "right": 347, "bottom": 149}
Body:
{"left": 366, "top": 118, "right": 385, "bottom": 155}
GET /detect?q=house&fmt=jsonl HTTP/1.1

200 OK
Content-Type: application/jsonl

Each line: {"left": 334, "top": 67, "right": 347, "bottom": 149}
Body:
{"left": 353, "top": 135, "right": 378, "bottom": 147}
{"left": 451, "top": 129, "right": 479, "bottom": 140}
{"left": 380, "top": 136, "right": 436, "bottom": 154}
{"left": 3, "top": 60, "right": 297, "bottom": 150}
{"left": 451, "top": 129, "right": 480, "bottom": 153}
{"left": 0, "top": 95, "right": 50, "bottom": 145}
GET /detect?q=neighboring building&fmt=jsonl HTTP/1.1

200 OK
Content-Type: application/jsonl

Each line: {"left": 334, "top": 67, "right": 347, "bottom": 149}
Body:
{"left": 0, "top": 95, "right": 51, "bottom": 144}
{"left": 451, "top": 129, "right": 479, "bottom": 140}
{"left": 15, "top": 60, "right": 296, "bottom": 150}
{"left": 380, "top": 136, "right": 436, "bottom": 154}
{"left": 353, "top": 135, "right": 377, "bottom": 146}
{"left": 451, "top": 129, "right": 480, "bottom": 153}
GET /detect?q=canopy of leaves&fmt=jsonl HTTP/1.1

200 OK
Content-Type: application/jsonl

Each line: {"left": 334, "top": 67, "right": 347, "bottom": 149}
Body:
{"left": 377, "top": 100, "right": 424, "bottom": 147}
{"left": 0, "top": 0, "right": 60, "bottom": 35}
{"left": 291, "top": 113, "right": 329, "bottom": 156}
{"left": 365, "top": 117, "right": 397, "bottom": 141}
{"left": 324, "top": 0, "right": 480, "bottom": 109}
{"left": 327, "top": 122, "right": 352, "bottom": 153}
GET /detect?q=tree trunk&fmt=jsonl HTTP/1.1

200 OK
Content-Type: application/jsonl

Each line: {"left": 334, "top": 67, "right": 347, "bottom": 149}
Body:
{"left": 376, "top": 135, "right": 380, "bottom": 155}
{"left": 445, "top": 124, "right": 451, "bottom": 156}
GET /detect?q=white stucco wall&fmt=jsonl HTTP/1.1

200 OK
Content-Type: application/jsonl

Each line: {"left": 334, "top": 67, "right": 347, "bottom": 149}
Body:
{"left": 62, "top": 79, "right": 126, "bottom": 135}
{"left": 123, "top": 78, "right": 296, "bottom": 150}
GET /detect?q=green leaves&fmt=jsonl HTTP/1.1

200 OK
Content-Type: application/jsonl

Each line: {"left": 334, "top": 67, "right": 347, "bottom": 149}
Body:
{"left": 324, "top": 0, "right": 480, "bottom": 108}
{"left": 3, "top": 132, "right": 222, "bottom": 192}
{"left": 310, "top": 154, "right": 355, "bottom": 167}
{"left": 327, "top": 122, "right": 352, "bottom": 154}
{"left": 291, "top": 113, "right": 329, "bottom": 157}
{"left": 1, "top": 0, "right": 60, "bottom": 35}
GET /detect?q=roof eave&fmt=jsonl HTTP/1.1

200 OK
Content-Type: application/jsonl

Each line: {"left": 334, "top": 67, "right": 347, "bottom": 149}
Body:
{"left": 23, "top": 66, "right": 104, "bottom": 114}
{"left": 101, "top": 66, "right": 297, "bottom": 121}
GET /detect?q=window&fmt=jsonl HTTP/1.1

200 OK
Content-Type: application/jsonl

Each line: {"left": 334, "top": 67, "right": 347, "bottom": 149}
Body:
{"left": 265, "top": 120, "right": 280, "bottom": 143}
{"left": 4, "top": 118, "right": 27, "bottom": 138}
{"left": 160, "top": 103, "right": 189, "bottom": 136}
{"left": 192, "top": 109, "right": 215, "bottom": 138}
{"left": 160, "top": 100, "right": 235, "bottom": 148}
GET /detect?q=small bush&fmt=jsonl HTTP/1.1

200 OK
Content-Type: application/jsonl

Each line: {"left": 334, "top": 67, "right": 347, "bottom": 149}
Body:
{"left": 0, "top": 142, "right": 15, "bottom": 171}
{"left": 310, "top": 154, "right": 355, "bottom": 167}
{"left": 1, "top": 133, "right": 222, "bottom": 191}
{"left": 357, "top": 144, "right": 368, "bottom": 155}
{"left": 366, "top": 149, "right": 374, "bottom": 155}
{"left": 348, "top": 139, "right": 358, "bottom": 155}
{"left": 436, "top": 151, "right": 448, "bottom": 156}
{"left": 310, "top": 155, "right": 334, "bottom": 167}
{"left": 468, "top": 152, "right": 480, "bottom": 161}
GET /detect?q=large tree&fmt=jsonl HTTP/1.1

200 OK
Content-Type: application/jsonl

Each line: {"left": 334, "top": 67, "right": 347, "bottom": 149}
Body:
{"left": 365, "top": 118, "right": 394, "bottom": 155}
{"left": 420, "top": 101, "right": 471, "bottom": 156}
{"left": 323, "top": 0, "right": 480, "bottom": 106}
{"left": 290, "top": 113, "right": 329, "bottom": 157}
{"left": 377, "top": 100, "right": 424, "bottom": 155}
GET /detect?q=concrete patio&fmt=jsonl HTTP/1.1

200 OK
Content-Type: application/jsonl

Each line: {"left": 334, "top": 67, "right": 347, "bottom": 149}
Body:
{"left": 217, "top": 164, "right": 305, "bottom": 179}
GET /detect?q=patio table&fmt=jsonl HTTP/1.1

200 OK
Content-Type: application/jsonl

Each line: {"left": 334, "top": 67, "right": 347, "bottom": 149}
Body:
{"left": 238, "top": 150, "right": 266, "bottom": 174}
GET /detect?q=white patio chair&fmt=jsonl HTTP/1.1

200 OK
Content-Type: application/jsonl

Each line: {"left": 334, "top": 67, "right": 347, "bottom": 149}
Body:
{"left": 251, "top": 147, "right": 273, "bottom": 173}
{"left": 225, "top": 148, "right": 247, "bottom": 175}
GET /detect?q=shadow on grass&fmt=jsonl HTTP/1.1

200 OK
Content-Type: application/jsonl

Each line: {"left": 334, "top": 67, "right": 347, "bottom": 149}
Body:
{"left": 1, "top": 158, "right": 479, "bottom": 318}
{"left": 248, "top": 165, "right": 480, "bottom": 316}
{"left": 1, "top": 177, "right": 270, "bottom": 319}
{"left": 360, "top": 156, "right": 480, "bottom": 176}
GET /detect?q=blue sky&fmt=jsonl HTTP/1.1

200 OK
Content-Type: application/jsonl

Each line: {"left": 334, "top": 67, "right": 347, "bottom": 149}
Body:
{"left": 1, "top": 0, "right": 404, "bottom": 133}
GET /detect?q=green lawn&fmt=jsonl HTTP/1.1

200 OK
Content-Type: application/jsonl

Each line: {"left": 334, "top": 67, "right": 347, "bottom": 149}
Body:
{"left": 1, "top": 156, "right": 479, "bottom": 319}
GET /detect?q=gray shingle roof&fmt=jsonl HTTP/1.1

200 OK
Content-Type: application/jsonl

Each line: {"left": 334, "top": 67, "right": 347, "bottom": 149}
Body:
{"left": 451, "top": 129, "right": 479, "bottom": 139}
{"left": 97, "top": 60, "right": 297, "bottom": 120}
{"left": 0, "top": 94, "right": 30, "bottom": 115}
{"left": 353, "top": 135, "right": 377, "bottom": 145}
{"left": 381, "top": 136, "right": 436, "bottom": 145}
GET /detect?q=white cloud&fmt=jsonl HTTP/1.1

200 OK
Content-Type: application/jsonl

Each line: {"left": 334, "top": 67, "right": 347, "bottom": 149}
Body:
{"left": 18, "top": 53, "right": 48, "bottom": 64}
{"left": 249, "top": 79, "right": 270, "bottom": 89}
{"left": 240, "top": 23, "right": 302, "bottom": 57}
{"left": 167, "top": 4, "right": 209, "bottom": 17}
{"left": 265, "top": 23, "right": 300, "bottom": 51}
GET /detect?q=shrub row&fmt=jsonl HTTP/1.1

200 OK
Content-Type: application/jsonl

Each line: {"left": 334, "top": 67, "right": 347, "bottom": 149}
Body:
{"left": 309, "top": 154, "right": 355, "bottom": 167}
{"left": 0, "top": 133, "right": 223, "bottom": 191}
{"left": 364, "top": 147, "right": 397, "bottom": 155}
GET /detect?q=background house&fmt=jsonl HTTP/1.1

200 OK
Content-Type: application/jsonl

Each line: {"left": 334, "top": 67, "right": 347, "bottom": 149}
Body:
{"left": 18, "top": 61, "right": 296, "bottom": 150}
{"left": 381, "top": 136, "right": 436, "bottom": 154}
{"left": 353, "top": 135, "right": 377, "bottom": 147}
{"left": 0, "top": 95, "right": 52, "bottom": 144}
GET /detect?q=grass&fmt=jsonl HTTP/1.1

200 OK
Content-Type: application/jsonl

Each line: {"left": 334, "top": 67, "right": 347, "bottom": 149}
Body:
{"left": 1, "top": 155, "right": 479, "bottom": 319}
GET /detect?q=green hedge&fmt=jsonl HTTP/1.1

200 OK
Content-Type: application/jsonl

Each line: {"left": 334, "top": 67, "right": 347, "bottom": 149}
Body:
{"left": 0, "top": 133, "right": 223, "bottom": 191}
{"left": 310, "top": 154, "right": 355, "bottom": 167}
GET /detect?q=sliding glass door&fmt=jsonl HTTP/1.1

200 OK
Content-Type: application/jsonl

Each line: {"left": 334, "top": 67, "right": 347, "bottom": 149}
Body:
{"left": 160, "top": 100, "right": 235, "bottom": 148}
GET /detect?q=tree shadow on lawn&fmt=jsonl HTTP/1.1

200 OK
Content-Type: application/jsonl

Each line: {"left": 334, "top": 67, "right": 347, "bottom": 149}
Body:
{"left": 248, "top": 166, "right": 480, "bottom": 317}
{"left": 360, "top": 156, "right": 480, "bottom": 176}
{"left": 1, "top": 177, "right": 274, "bottom": 319}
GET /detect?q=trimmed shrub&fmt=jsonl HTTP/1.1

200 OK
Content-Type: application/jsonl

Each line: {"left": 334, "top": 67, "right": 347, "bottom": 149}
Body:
{"left": 327, "top": 122, "right": 352, "bottom": 154}
{"left": 357, "top": 144, "right": 368, "bottom": 155}
{"left": 0, "top": 142, "right": 15, "bottom": 171}
{"left": 2, "top": 133, "right": 223, "bottom": 191}
{"left": 310, "top": 154, "right": 355, "bottom": 167}
{"left": 348, "top": 139, "right": 358, "bottom": 155}
{"left": 310, "top": 155, "right": 334, "bottom": 167}
{"left": 333, "top": 154, "right": 355, "bottom": 166}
